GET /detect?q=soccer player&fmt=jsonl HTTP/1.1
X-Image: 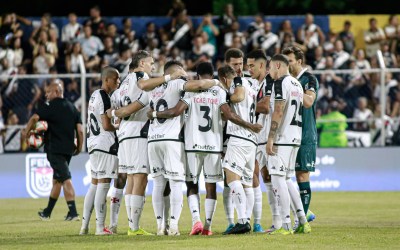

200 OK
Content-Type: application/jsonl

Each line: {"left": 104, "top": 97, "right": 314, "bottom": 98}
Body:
{"left": 25, "top": 82, "right": 83, "bottom": 222}
{"left": 223, "top": 48, "right": 265, "bottom": 233}
{"left": 106, "top": 50, "right": 186, "bottom": 236}
{"left": 221, "top": 65, "right": 259, "bottom": 235}
{"left": 150, "top": 62, "right": 262, "bottom": 236}
{"left": 83, "top": 66, "right": 119, "bottom": 235}
{"left": 282, "top": 46, "right": 318, "bottom": 227}
{"left": 266, "top": 54, "right": 310, "bottom": 235}
{"left": 146, "top": 60, "right": 222, "bottom": 236}
{"left": 246, "top": 49, "right": 279, "bottom": 233}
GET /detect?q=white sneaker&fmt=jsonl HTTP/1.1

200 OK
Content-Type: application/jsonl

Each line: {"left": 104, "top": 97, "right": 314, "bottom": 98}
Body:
{"left": 109, "top": 225, "right": 118, "bottom": 234}
{"left": 79, "top": 227, "right": 88, "bottom": 235}
{"left": 168, "top": 228, "right": 180, "bottom": 236}
{"left": 95, "top": 227, "right": 113, "bottom": 235}
{"left": 157, "top": 228, "right": 168, "bottom": 236}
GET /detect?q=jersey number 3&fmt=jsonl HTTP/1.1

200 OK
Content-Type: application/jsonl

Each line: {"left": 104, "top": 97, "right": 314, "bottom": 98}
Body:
{"left": 199, "top": 106, "right": 212, "bottom": 132}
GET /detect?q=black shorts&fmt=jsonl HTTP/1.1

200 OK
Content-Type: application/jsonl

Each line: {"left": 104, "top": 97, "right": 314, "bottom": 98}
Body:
{"left": 47, "top": 153, "right": 72, "bottom": 182}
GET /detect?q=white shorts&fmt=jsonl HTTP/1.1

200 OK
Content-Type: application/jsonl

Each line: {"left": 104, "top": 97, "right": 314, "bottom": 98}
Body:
{"left": 186, "top": 152, "right": 223, "bottom": 183}
{"left": 148, "top": 141, "right": 186, "bottom": 181}
{"left": 90, "top": 151, "right": 118, "bottom": 179}
{"left": 223, "top": 137, "right": 257, "bottom": 186}
{"left": 267, "top": 146, "right": 299, "bottom": 178}
{"left": 256, "top": 143, "right": 268, "bottom": 168}
{"left": 118, "top": 138, "right": 149, "bottom": 174}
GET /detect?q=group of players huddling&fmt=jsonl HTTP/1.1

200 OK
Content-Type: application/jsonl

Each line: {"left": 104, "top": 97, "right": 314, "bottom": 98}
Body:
{"left": 82, "top": 45, "right": 318, "bottom": 236}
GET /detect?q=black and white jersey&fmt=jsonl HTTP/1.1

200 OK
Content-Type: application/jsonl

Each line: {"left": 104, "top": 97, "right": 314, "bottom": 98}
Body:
{"left": 226, "top": 77, "right": 258, "bottom": 145}
{"left": 117, "top": 71, "right": 150, "bottom": 142}
{"left": 148, "top": 78, "right": 186, "bottom": 142}
{"left": 110, "top": 88, "right": 121, "bottom": 109}
{"left": 182, "top": 86, "right": 227, "bottom": 153}
{"left": 255, "top": 74, "right": 274, "bottom": 145}
{"left": 87, "top": 89, "right": 117, "bottom": 154}
{"left": 270, "top": 75, "right": 304, "bottom": 146}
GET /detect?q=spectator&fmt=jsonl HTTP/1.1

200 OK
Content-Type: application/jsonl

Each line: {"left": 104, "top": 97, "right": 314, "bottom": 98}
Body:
{"left": 140, "top": 22, "right": 160, "bottom": 50}
{"left": 332, "top": 40, "right": 350, "bottom": 69}
{"left": 105, "top": 23, "right": 121, "bottom": 51}
{"left": 280, "top": 31, "right": 306, "bottom": 53}
{"left": 200, "top": 32, "right": 216, "bottom": 58}
{"left": 364, "top": 18, "right": 386, "bottom": 59}
{"left": 317, "top": 100, "right": 348, "bottom": 147}
{"left": 97, "top": 36, "right": 118, "bottom": 65}
{"left": 381, "top": 41, "right": 397, "bottom": 68}
{"left": 373, "top": 72, "right": 398, "bottom": 103}
{"left": 0, "top": 38, "right": 16, "bottom": 69}
{"left": 247, "top": 13, "right": 264, "bottom": 51}
{"left": 320, "top": 56, "right": 344, "bottom": 99}
{"left": 61, "top": 13, "right": 83, "bottom": 44}
{"left": 167, "top": 9, "right": 193, "bottom": 52}
{"left": 86, "top": 5, "right": 106, "bottom": 38}
{"left": 390, "top": 91, "right": 400, "bottom": 118}
{"left": 112, "top": 45, "right": 132, "bottom": 76}
{"left": 370, "top": 103, "right": 395, "bottom": 146}
{"left": 65, "top": 42, "right": 84, "bottom": 73}
{"left": 64, "top": 79, "right": 80, "bottom": 104}
{"left": 322, "top": 30, "right": 337, "bottom": 56}
{"left": 196, "top": 13, "right": 220, "bottom": 52}
{"left": 353, "top": 97, "right": 373, "bottom": 131}
{"left": 12, "top": 38, "right": 24, "bottom": 67}
{"left": 384, "top": 15, "right": 399, "bottom": 53}
{"left": 120, "top": 27, "right": 139, "bottom": 54}
{"left": 28, "top": 14, "right": 55, "bottom": 47}
{"left": 33, "top": 44, "right": 55, "bottom": 87}
{"left": 186, "top": 35, "right": 210, "bottom": 71}
{"left": 218, "top": 3, "right": 236, "bottom": 34}
{"left": 0, "top": 13, "right": 23, "bottom": 40}
{"left": 3, "top": 111, "right": 23, "bottom": 152}
{"left": 79, "top": 25, "right": 104, "bottom": 58}
{"left": 312, "top": 45, "right": 326, "bottom": 70}
{"left": 355, "top": 49, "right": 371, "bottom": 70}
{"left": 297, "top": 13, "right": 325, "bottom": 62}
{"left": 167, "top": 0, "right": 186, "bottom": 34}
{"left": 0, "top": 57, "right": 17, "bottom": 86}
{"left": 278, "top": 19, "right": 295, "bottom": 45}
{"left": 338, "top": 20, "right": 355, "bottom": 55}
{"left": 253, "top": 21, "right": 279, "bottom": 57}
{"left": 230, "top": 34, "right": 246, "bottom": 52}
{"left": 224, "top": 21, "right": 245, "bottom": 49}
{"left": 32, "top": 30, "right": 58, "bottom": 59}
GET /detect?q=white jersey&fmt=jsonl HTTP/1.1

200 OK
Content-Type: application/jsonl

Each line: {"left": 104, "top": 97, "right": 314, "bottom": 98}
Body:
{"left": 226, "top": 77, "right": 258, "bottom": 145}
{"left": 255, "top": 74, "right": 274, "bottom": 145}
{"left": 110, "top": 88, "right": 121, "bottom": 109}
{"left": 87, "top": 89, "right": 117, "bottom": 154}
{"left": 148, "top": 78, "right": 186, "bottom": 142}
{"left": 117, "top": 71, "right": 150, "bottom": 142}
{"left": 182, "top": 86, "right": 227, "bottom": 153}
{"left": 270, "top": 75, "right": 304, "bottom": 146}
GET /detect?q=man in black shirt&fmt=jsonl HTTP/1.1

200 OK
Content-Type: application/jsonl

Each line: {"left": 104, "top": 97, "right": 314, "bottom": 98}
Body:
{"left": 25, "top": 82, "right": 83, "bottom": 221}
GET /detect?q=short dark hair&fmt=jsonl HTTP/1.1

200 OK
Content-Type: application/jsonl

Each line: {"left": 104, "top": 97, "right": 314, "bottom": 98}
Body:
{"left": 271, "top": 54, "right": 289, "bottom": 66}
{"left": 218, "top": 65, "right": 236, "bottom": 79}
{"left": 101, "top": 66, "right": 118, "bottom": 79}
{"left": 282, "top": 46, "right": 305, "bottom": 63}
{"left": 130, "top": 50, "right": 151, "bottom": 69}
{"left": 247, "top": 49, "right": 268, "bottom": 61}
{"left": 224, "top": 48, "right": 244, "bottom": 62}
{"left": 164, "top": 60, "right": 183, "bottom": 72}
{"left": 196, "top": 62, "right": 214, "bottom": 77}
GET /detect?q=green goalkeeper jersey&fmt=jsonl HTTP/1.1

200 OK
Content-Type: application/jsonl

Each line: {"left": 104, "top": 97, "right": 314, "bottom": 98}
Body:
{"left": 298, "top": 69, "right": 319, "bottom": 145}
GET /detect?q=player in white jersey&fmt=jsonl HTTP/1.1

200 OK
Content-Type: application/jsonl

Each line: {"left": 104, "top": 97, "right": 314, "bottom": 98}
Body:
{"left": 247, "top": 49, "right": 280, "bottom": 233}
{"left": 149, "top": 62, "right": 261, "bottom": 236}
{"left": 221, "top": 65, "right": 259, "bottom": 235}
{"left": 146, "top": 60, "right": 224, "bottom": 236}
{"left": 266, "top": 54, "right": 310, "bottom": 235}
{"left": 81, "top": 67, "right": 120, "bottom": 235}
{"left": 106, "top": 51, "right": 185, "bottom": 236}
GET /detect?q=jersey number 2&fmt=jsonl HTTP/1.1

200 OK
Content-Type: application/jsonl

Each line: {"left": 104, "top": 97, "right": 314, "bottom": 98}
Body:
{"left": 290, "top": 100, "right": 302, "bottom": 127}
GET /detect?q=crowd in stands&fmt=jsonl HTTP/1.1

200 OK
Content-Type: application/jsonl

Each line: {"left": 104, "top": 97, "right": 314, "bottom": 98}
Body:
{"left": 0, "top": 1, "right": 400, "bottom": 151}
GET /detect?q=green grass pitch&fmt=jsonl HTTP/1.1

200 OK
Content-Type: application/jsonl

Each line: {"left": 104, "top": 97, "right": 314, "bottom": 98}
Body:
{"left": 0, "top": 192, "right": 399, "bottom": 249}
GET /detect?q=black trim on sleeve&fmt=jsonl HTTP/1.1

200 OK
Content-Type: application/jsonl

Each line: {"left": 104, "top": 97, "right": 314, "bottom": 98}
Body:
{"left": 233, "top": 77, "right": 243, "bottom": 88}
{"left": 273, "top": 77, "right": 284, "bottom": 100}
{"left": 136, "top": 71, "right": 145, "bottom": 81}
{"left": 99, "top": 89, "right": 111, "bottom": 112}
{"left": 303, "top": 72, "right": 318, "bottom": 93}
{"left": 265, "top": 74, "right": 274, "bottom": 97}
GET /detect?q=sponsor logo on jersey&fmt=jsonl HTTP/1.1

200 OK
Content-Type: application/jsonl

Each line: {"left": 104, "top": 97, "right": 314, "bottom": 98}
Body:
{"left": 192, "top": 144, "right": 216, "bottom": 151}
{"left": 26, "top": 154, "right": 53, "bottom": 199}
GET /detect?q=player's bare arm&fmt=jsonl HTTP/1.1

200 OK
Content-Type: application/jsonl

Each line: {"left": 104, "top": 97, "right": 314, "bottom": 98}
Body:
{"left": 256, "top": 96, "right": 270, "bottom": 114}
{"left": 74, "top": 123, "right": 83, "bottom": 155}
{"left": 266, "top": 100, "right": 286, "bottom": 155}
{"left": 303, "top": 89, "right": 316, "bottom": 108}
{"left": 184, "top": 79, "right": 223, "bottom": 92}
{"left": 24, "top": 114, "right": 40, "bottom": 138}
{"left": 147, "top": 101, "right": 188, "bottom": 120}
{"left": 106, "top": 101, "right": 144, "bottom": 119}
{"left": 138, "top": 68, "right": 187, "bottom": 91}
{"left": 220, "top": 103, "right": 262, "bottom": 133}
{"left": 230, "top": 86, "right": 245, "bottom": 103}
{"left": 101, "top": 114, "right": 116, "bottom": 132}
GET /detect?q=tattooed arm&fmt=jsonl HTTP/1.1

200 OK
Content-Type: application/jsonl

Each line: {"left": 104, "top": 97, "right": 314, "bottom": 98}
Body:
{"left": 266, "top": 100, "right": 286, "bottom": 155}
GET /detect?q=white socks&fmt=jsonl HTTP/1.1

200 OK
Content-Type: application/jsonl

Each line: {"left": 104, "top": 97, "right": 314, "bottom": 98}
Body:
{"left": 228, "top": 180, "right": 247, "bottom": 224}
{"left": 81, "top": 183, "right": 97, "bottom": 229}
{"left": 163, "top": 195, "right": 170, "bottom": 229}
{"left": 95, "top": 183, "right": 111, "bottom": 232}
{"left": 271, "top": 175, "right": 291, "bottom": 228}
{"left": 223, "top": 186, "right": 234, "bottom": 225}
{"left": 244, "top": 187, "right": 254, "bottom": 222}
{"left": 287, "top": 178, "right": 307, "bottom": 224}
{"left": 131, "top": 195, "right": 145, "bottom": 231}
{"left": 253, "top": 186, "right": 262, "bottom": 225}
{"left": 169, "top": 180, "right": 183, "bottom": 231}
{"left": 204, "top": 198, "right": 217, "bottom": 231}
{"left": 110, "top": 188, "right": 123, "bottom": 228}
{"left": 125, "top": 194, "right": 133, "bottom": 229}
{"left": 152, "top": 176, "right": 167, "bottom": 230}
{"left": 266, "top": 182, "right": 281, "bottom": 228}
{"left": 188, "top": 194, "right": 201, "bottom": 226}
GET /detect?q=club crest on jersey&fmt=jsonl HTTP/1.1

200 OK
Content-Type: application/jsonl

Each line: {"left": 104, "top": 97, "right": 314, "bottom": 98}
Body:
{"left": 26, "top": 153, "right": 53, "bottom": 199}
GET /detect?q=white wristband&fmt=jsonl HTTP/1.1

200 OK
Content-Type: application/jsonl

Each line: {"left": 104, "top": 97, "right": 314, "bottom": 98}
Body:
{"left": 213, "top": 79, "right": 219, "bottom": 86}
{"left": 111, "top": 109, "right": 116, "bottom": 118}
{"left": 164, "top": 74, "right": 171, "bottom": 82}
{"left": 152, "top": 111, "right": 157, "bottom": 118}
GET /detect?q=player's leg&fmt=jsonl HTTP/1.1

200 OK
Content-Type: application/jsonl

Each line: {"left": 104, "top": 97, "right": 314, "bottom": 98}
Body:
{"left": 252, "top": 159, "right": 264, "bottom": 233}
{"left": 58, "top": 154, "right": 78, "bottom": 220}
{"left": 80, "top": 178, "right": 98, "bottom": 234}
{"left": 186, "top": 152, "right": 202, "bottom": 235}
{"left": 39, "top": 178, "right": 62, "bottom": 220}
{"left": 222, "top": 176, "right": 235, "bottom": 232}
{"left": 125, "top": 175, "right": 134, "bottom": 230}
{"left": 261, "top": 164, "right": 281, "bottom": 232}
{"left": 295, "top": 145, "right": 315, "bottom": 218}
{"left": 202, "top": 153, "right": 222, "bottom": 235}
{"left": 109, "top": 173, "right": 126, "bottom": 233}
{"left": 162, "top": 181, "right": 171, "bottom": 232}
{"left": 129, "top": 173, "right": 152, "bottom": 235}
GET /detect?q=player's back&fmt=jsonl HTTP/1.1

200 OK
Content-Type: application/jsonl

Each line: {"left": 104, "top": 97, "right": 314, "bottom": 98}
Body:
{"left": 87, "top": 89, "right": 116, "bottom": 153}
{"left": 227, "top": 77, "right": 258, "bottom": 144}
{"left": 183, "top": 86, "right": 227, "bottom": 153}
{"left": 118, "top": 72, "right": 150, "bottom": 141}
{"left": 272, "top": 75, "right": 304, "bottom": 146}
{"left": 148, "top": 78, "right": 186, "bottom": 142}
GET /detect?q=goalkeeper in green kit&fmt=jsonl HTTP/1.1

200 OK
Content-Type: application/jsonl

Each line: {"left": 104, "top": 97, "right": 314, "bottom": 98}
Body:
{"left": 282, "top": 46, "right": 317, "bottom": 231}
